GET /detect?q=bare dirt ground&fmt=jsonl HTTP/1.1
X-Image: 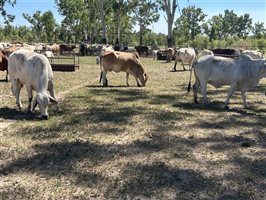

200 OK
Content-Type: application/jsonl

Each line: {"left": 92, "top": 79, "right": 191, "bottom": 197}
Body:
{"left": 0, "top": 56, "right": 265, "bottom": 200}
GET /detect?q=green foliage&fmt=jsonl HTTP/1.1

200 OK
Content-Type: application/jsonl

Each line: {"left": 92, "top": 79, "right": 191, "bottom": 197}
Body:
{"left": 42, "top": 11, "right": 56, "bottom": 43}
{"left": 133, "top": 0, "right": 160, "bottom": 45}
{"left": 0, "top": 0, "right": 265, "bottom": 49}
{"left": 22, "top": 10, "right": 57, "bottom": 43}
{"left": 204, "top": 10, "right": 253, "bottom": 40}
{"left": 56, "top": 0, "right": 92, "bottom": 43}
{"left": 252, "top": 22, "right": 266, "bottom": 39}
{"left": 0, "top": 0, "right": 16, "bottom": 25}
{"left": 174, "top": 6, "right": 207, "bottom": 40}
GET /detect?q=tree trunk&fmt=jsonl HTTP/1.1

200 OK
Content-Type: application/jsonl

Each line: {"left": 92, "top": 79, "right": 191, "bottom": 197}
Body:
{"left": 162, "top": 0, "right": 177, "bottom": 47}
{"left": 99, "top": 0, "right": 107, "bottom": 44}
{"left": 139, "top": 20, "right": 143, "bottom": 46}
{"left": 115, "top": 10, "right": 122, "bottom": 45}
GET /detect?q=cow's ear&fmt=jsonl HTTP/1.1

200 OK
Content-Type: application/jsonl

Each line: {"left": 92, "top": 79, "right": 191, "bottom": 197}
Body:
{"left": 49, "top": 96, "right": 58, "bottom": 104}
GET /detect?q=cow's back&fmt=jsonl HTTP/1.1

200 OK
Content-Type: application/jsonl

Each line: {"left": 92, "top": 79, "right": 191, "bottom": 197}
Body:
{"left": 178, "top": 48, "right": 196, "bottom": 62}
{"left": 101, "top": 51, "right": 144, "bottom": 73}
{"left": 195, "top": 55, "right": 237, "bottom": 87}
{"left": 8, "top": 50, "right": 52, "bottom": 90}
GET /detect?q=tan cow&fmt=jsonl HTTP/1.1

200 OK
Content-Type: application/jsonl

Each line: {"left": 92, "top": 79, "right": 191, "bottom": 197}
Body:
{"left": 47, "top": 44, "right": 60, "bottom": 56}
{"left": 99, "top": 50, "right": 148, "bottom": 87}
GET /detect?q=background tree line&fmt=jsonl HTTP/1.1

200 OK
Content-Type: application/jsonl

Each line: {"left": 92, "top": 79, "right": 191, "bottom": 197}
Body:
{"left": 0, "top": 0, "right": 266, "bottom": 50}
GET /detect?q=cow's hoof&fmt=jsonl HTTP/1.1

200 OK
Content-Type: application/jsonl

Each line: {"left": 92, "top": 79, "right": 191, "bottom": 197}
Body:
{"left": 39, "top": 115, "right": 49, "bottom": 120}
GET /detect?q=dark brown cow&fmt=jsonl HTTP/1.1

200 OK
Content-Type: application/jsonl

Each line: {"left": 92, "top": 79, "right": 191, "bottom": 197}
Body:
{"left": 135, "top": 46, "right": 149, "bottom": 56}
{"left": 0, "top": 50, "right": 8, "bottom": 81}
{"left": 60, "top": 44, "right": 76, "bottom": 54}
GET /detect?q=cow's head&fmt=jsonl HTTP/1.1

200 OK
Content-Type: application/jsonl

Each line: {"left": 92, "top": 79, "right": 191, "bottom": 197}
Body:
{"left": 32, "top": 92, "right": 58, "bottom": 120}
{"left": 139, "top": 72, "right": 148, "bottom": 86}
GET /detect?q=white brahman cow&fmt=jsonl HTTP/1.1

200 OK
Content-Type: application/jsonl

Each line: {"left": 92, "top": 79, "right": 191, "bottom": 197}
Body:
{"left": 242, "top": 50, "right": 264, "bottom": 59}
{"left": 44, "top": 50, "right": 55, "bottom": 63}
{"left": 99, "top": 48, "right": 148, "bottom": 87}
{"left": 172, "top": 47, "right": 196, "bottom": 71}
{"left": 188, "top": 54, "right": 266, "bottom": 108}
{"left": 8, "top": 49, "right": 58, "bottom": 119}
{"left": 197, "top": 49, "right": 214, "bottom": 58}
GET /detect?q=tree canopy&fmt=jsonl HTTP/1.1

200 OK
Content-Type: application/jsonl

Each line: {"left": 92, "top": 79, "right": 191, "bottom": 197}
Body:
{"left": 0, "top": 0, "right": 265, "bottom": 49}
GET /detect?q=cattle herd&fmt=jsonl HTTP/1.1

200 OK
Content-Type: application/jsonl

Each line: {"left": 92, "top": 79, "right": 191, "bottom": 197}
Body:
{"left": 0, "top": 42, "right": 265, "bottom": 119}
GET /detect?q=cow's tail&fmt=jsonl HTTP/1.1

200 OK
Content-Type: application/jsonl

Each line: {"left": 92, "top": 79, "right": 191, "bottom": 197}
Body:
{"left": 187, "top": 60, "right": 197, "bottom": 93}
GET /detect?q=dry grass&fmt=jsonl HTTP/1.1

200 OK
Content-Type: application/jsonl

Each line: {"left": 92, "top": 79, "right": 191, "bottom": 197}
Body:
{"left": 0, "top": 56, "right": 266, "bottom": 200}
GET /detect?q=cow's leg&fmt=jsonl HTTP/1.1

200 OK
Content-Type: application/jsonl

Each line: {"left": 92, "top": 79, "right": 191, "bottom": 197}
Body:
{"left": 48, "top": 80, "right": 56, "bottom": 99}
{"left": 200, "top": 80, "right": 208, "bottom": 105}
{"left": 26, "top": 85, "right": 33, "bottom": 112}
{"left": 11, "top": 79, "right": 23, "bottom": 109}
{"left": 126, "top": 72, "right": 130, "bottom": 86}
{"left": 135, "top": 76, "right": 141, "bottom": 87}
{"left": 193, "top": 75, "right": 200, "bottom": 104}
{"left": 188, "top": 60, "right": 193, "bottom": 71}
{"left": 182, "top": 61, "right": 186, "bottom": 71}
{"left": 241, "top": 90, "right": 248, "bottom": 108}
{"left": 48, "top": 80, "right": 60, "bottom": 111}
{"left": 102, "top": 69, "right": 108, "bottom": 86}
{"left": 5, "top": 71, "right": 8, "bottom": 82}
{"left": 171, "top": 62, "right": 177, "bottom": 71}
{"left": 224, "top": 83, "right": 237, "bottom": 108}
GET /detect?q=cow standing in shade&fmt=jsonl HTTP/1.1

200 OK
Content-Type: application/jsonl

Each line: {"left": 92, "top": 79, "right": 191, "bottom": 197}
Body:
{"left": 99, "top": 49, "right": 148, "bottom": 87}
{"left": 188, "top": 54, "right": 266, "bottom": 108}
{"left": 8, "top": 49, "right": 58, "bottom": 119}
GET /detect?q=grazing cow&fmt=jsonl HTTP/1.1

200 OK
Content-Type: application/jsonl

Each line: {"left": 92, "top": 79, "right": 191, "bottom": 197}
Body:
{"left": 8, "top": 50, "right": 58, "bottom": 119}
{"left": 242, "top": 50, "right": 263, "bottom": 59}
{"left": 99, "top": 50, "right": 148, "bottom": 87}
{"left": 0, "top": 50, "right": 8, "bottom": 81}
{"left": 172, "top": 48, "right": 196, "bottom": 71}
{"left": 188, "top": 54, "right": 266, "bottom": 108}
